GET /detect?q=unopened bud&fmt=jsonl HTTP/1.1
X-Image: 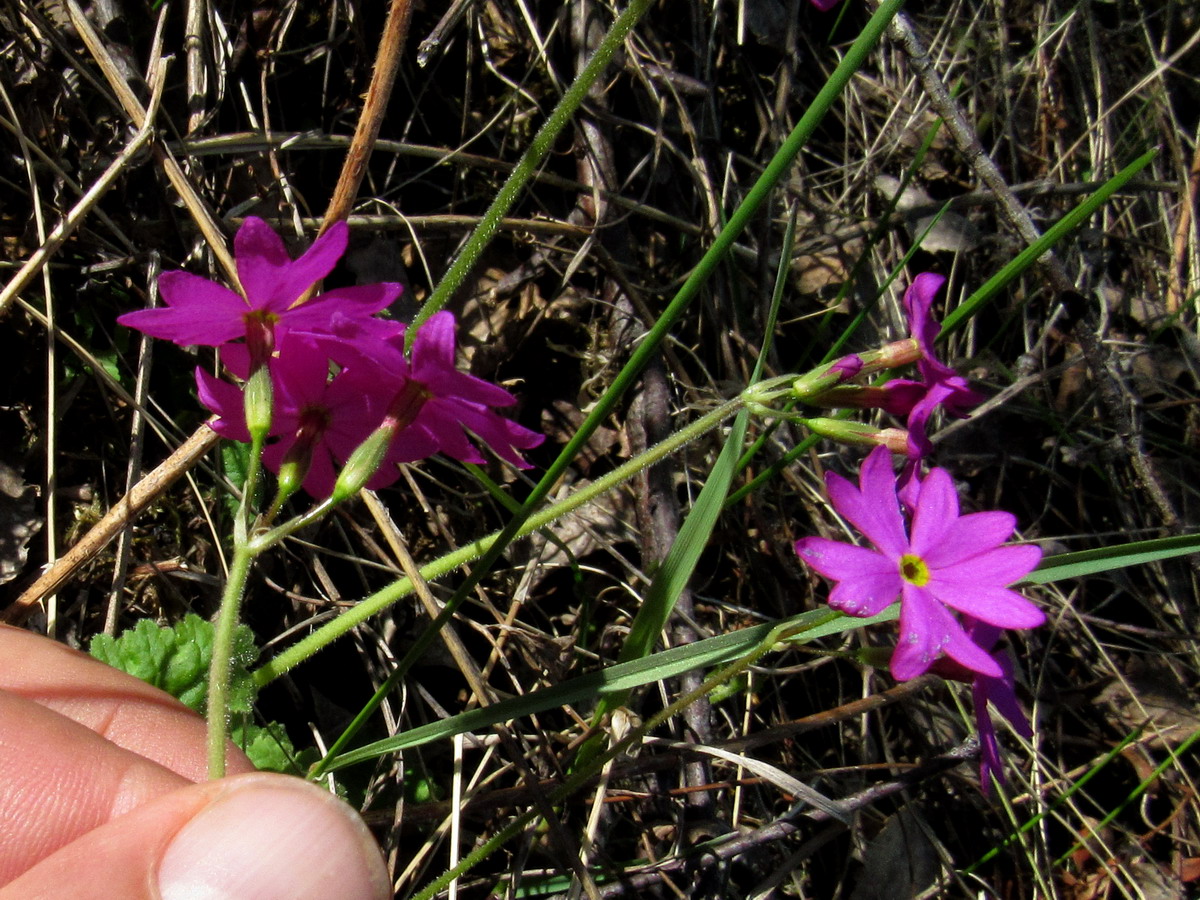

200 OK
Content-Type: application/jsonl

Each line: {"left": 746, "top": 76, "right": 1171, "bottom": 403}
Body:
{"left": 792, "top": 355, "right": 863, "bottom": 402}
{"left": 856, "top": 338, "right": 921, "bottom": 375}
{"left": 803, "top": 417, "right": 910, "bottom": 453}
{"left": 243, "top": 365, "right": 274, "bottom": 442}
{"left": 806, "top": 381, "right": 926, "bottom": 415}
{"left": 330, "top": 422, "right": 396, "bottom": 504}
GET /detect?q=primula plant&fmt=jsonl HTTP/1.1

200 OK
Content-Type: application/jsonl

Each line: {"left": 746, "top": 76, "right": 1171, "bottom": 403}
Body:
{"left": 14, "top": 0, "right": 1200, "bottom": 897}
{"left": 118, "top": 216, "right": 544, "bottom": 775}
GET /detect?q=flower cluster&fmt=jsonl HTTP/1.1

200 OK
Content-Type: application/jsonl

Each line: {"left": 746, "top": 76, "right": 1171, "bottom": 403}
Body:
{"left": 794, "top": 274, "right": 1041, "bottom": 792}
{"left": 120, "top": 218, "right": 543, "bottom": 499}
{"left": 805, "top": 273, "right": 985, "bottom": 506}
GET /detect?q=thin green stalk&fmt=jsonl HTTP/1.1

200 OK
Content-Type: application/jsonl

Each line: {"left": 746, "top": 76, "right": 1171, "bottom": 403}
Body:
{"left": 207, "top": 380, "right": 269, "bottom": 778}
{"left": 412, "top": 0, "right": 654, "bottom": 334}
{"left": 253, "top": 395, "right": 746, "bottom": 688}
{"left": 206, "top": 540, "right": 254, "bottom": 778}
{"left": 248, "top": 496, "right": 337, "bottom": 554}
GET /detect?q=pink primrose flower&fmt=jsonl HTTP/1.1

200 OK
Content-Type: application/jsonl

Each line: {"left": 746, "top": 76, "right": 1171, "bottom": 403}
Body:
{"left": 932, "top": 617, "right": 1034, "bottom": 793}
{"left": 363, "top": 312, "right": 545, "bottom": 471}
{"left": 794, "top": 446, "right": 1043, "bottom": 680}
{"left": 197, "top": 333, "right": 399, "bottom": 498}
{"left": 118, "top": 218, "right": 401, "bottom": 359}
{"left": 902, "top": 273, "right": 986, "bottom": 418}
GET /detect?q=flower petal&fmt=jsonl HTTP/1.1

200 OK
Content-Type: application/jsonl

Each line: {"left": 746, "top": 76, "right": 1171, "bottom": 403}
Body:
{"left": 892, "top": 586, "right": 1004, "bottom": 679}
{"left": 453, "top": 402, "right": 544, "bottom": 467}
{"left": 923, "top": 511, "right": 1016, "bottom": 568}
{"left": 826, "top": 446, "right": 907, "bottom": 556}
{"left": 891, "top": 587, "right": 953, "bottom": 680}
{"left": 936, "top": 543, "right": 1042, "bottom": 587}
{"left": 119, "top": 272, "right": 248, "bottom": 346}
{"left": 383, "top": 424, "right": 441, "bottom": 465}
{"left": 973, "top": 687, "right": 1005, "bottom": 793}
{"left": 794, "top": 538, "right": 894, "bottom": 582}
{"left": 194, "top": 368, "right": 251, "bottom": 442}
{"left": 979, "top": 667, "right": 1033, "bottom": 739}
{"left": 416, "top": 401, "right": 489, "bottom": 463}
{"left": 909, "top": 466, "right": 960, "bottom": 556}
{"left": 301, "top": 446, "right": 338, "bottom": 500}
{"left": 827, "top": 573, "right": 902, "bottom": 617}
{"left": 927, "top": 582, "right": 1045, "bottom": 629}
{"left": 411, "top": 311, "right": 458, "bottom": 379}
{"left": 283, "top": 283, "right": 401, "bottom": 335}
{"left": 940, "top": 619, "right": 1004, "bottom": 678}
{"left": 236, "top": 218, "right": 348, "bottom": 312}
{"left": 271, "top": 334, "right": 334, "bottom": 405}
{"left": 902, "top": 272, "right": 945, "bottom": 354}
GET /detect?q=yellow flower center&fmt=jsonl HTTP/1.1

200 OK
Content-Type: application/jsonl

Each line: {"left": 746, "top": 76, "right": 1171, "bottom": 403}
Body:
{"left": 899, "top": 553, "right": 930, "bottom": 587}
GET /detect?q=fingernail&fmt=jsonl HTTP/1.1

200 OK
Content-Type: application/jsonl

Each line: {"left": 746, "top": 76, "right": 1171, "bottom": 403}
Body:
{"left": 158, "top": 775, "right": 389, "bottom": 900}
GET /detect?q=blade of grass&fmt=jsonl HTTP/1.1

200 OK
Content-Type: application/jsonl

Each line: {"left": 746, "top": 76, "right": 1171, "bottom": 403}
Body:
{"left": 941, "top": 149, "right": 1156, "bottom": 336}
{"left": 323, "top": 605, "right": 888, "bottom": 770}
{"left": 1028, "top": 532, "right": 1200, "bottom": 584}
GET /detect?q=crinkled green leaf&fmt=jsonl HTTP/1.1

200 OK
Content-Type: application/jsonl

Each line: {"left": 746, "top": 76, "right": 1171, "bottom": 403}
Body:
{"left": 231, "top": 718, "right": 317, "bottom": 775}
{"left": 89, "top": 613, "right": 258, "bottom": 714}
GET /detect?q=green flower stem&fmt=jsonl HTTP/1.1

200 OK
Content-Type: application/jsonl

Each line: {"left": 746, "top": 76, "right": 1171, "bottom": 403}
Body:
{"left": 252, "top": 395, "right": 745, "bottom": 688}
{"left": 206, "top": 537, "right": 255, "bottom": 778}
{"left": 207, "top": 397, "right": 269, "bottom": 778}
{"left": 411, "top": 0, "right": 654, "bottom": 335}
{"left": 248, "top": 496, "right": 338, "bottom": 555}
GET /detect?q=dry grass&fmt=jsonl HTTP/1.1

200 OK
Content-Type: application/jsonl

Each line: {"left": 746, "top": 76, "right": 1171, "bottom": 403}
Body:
{"left": 2, "top": 0, "right": 1200, "bottom": 897}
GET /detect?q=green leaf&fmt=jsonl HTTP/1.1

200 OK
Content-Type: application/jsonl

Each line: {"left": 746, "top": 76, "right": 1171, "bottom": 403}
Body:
{"left": 1031, "top": 532, "right": 1200, "bottom": 584}
{"left": 231, "top": 718, "right": 317, "bottom": 775}
{"left": 89, "top": 613, "right": 258, "bottom": 715}
{"left": 323, "top": 605, "right": 894, "bottom": 771}
{"left": 941, "top": 149, "right": 1156, "bottom": 336}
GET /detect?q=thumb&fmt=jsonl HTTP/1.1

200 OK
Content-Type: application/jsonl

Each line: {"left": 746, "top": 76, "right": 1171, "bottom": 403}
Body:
{"left": 3, "top": 773, "right": 390, "bottom": 900}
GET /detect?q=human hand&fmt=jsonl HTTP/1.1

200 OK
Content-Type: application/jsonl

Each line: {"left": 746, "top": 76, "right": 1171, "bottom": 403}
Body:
{"left": 0, "top": 625, "right": 390, "bottom": 899}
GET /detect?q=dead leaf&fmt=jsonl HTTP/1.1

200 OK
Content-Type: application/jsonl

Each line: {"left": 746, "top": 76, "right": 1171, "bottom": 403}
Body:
{"left": 851, "top": 805, "right": 941, "bottom": 900}
{"left": 0, "top": 461, "right": 42, "bottom": 585}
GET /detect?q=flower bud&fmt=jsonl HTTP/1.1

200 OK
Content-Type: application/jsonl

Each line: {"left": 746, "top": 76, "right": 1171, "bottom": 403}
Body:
{"left": 805, "top": 381, "right": 927, "bottom": 415}
{"left": 243, "top": 365, "right": 274, "bottom": 443}
{"left": 803, "top": 417, "right": 910, "bottom": 453}
{"left": 856, "top": 338, "right": 921, "bottom": 374}
{"left": 792, "top": 356, "right": 863, "bottom": 402}
{"left": 330, "top": 422, "right": 397, "bottom": 505}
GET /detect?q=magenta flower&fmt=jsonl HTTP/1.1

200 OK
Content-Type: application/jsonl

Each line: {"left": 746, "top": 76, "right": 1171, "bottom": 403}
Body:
{"left": 197, "top": 333, "right": 398, "bottom": 498}
{"left": 363, "top": 312, "right": 545, "bottom": 470}
{"left": 794, "top": 446, "right": 1044, "bottom": 680}
{"left": 118, "top": 218, "right": 400, "bottom": 356}
{"left": 810, "top": 0, "right": 841, "bottom": 8}
{"left": 932, "top": 618, "right": 1033, "bottom": 793}
{"left": 902, "top": 273, "right": 986, "bottom": 419}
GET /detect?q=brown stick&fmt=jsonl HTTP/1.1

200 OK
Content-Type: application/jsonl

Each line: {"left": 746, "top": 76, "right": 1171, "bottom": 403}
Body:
{"left": 5, "top": 425, "right": 221, "bottom": 623}
{"left": 4, "top": 1, "right": 419, "bottom": 623}
{"left": 320, "top": 0, "right": 416, "bottom": 232}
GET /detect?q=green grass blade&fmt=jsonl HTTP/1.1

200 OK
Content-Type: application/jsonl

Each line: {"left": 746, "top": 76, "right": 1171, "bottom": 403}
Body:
{"left": 322, "top": 606, "right": 893, "bottom": 770}
{"left": 941, "top": 148, "right": 1156, "bottom": 336}
{"left": 1030, "top": 532, "right": 1200, "bottom": 584}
